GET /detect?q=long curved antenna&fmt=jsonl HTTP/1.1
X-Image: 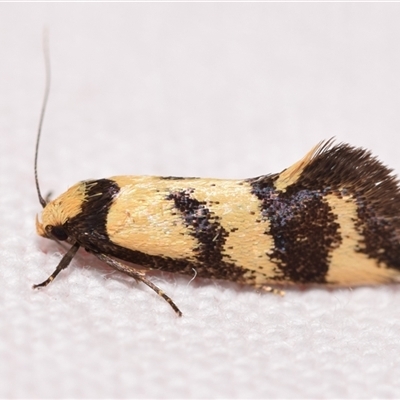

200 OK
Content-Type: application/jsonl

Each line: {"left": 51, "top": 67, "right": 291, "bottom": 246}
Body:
{"left": 34, "top": 29, "right": 51, "bottom": 208}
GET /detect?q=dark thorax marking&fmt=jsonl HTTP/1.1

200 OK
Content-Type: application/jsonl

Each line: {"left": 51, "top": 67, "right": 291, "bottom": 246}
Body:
{"left": 67, "top": 179, "right": 120, "bottom": 250}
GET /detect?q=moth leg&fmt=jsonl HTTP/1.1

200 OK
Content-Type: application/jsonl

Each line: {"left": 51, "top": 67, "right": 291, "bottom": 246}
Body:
{"left": 94, "top": 253, "right": 182, "bottom": 317}
{"left": 261, "top": 286, "right": 285, "bottom": 296}
{"left": 33, "top": 242, "right": 80, "bottom": 288}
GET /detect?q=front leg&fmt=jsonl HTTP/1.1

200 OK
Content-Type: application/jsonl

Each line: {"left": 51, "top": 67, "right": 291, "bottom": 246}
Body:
{"left": 93, "top": 252, "right": 183, "bottom": 317}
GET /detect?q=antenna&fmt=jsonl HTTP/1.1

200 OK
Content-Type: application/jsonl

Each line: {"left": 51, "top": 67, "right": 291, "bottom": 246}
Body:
{"left": 34, "top": 30, "right": 50, "bottom": 208}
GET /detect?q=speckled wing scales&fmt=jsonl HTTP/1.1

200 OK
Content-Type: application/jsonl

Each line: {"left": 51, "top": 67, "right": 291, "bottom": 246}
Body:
{"left": 36, "top": 140, "right": 400, "bottom": 292}
{"left": 105, "top": 176, "right": 278, "bottom": 285}
{"left": 250, "top": 139, "right": 400, "bottom": 285}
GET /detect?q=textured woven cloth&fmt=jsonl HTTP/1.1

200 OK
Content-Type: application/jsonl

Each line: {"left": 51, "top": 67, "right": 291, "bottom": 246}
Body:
{"left": 2, "top": 3, "right": 400, "bottom": 398}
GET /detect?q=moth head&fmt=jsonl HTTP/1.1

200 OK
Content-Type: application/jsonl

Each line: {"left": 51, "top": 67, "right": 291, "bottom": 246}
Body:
{"left": 36, "top": 182, "right": 88, "bottom": 242}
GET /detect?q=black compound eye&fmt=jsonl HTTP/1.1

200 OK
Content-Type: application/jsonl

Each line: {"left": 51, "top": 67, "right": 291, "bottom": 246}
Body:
{"left": 46, "top": 225, "right": 69, "bottom": 241}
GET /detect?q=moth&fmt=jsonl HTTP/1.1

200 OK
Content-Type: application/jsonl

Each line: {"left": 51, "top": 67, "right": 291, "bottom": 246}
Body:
{"left": 34, "top": 44, "right": 400, "bottom": 316}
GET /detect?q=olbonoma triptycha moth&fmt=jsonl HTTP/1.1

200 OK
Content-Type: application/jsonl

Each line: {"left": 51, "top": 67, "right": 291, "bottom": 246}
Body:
{"left": 34, "top": 42, "right": 400, "bottom": 316}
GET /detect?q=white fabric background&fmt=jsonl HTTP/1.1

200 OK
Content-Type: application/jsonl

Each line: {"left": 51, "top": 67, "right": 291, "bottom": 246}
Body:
{"left": 2, "top": 3, "right": 400, "bottom": 398}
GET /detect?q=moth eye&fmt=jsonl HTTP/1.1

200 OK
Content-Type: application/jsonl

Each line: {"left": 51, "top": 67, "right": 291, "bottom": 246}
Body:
{"left": 47, "top": 225, "right": 69, "bottom": 241}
